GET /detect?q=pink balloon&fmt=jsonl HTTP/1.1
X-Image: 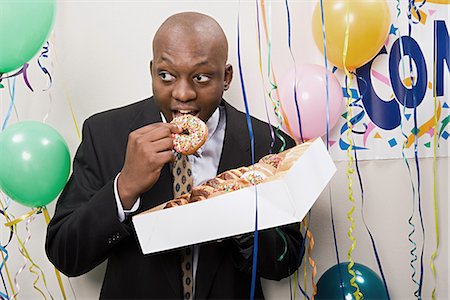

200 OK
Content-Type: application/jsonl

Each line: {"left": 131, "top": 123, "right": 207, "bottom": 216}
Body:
{"left": 278, "top": 64, "right": 344, "bottom": 141}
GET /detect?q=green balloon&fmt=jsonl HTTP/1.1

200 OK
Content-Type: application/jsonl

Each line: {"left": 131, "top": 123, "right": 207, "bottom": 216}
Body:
{"left": 316, "top": 262, "right": 389, "bottom": 300}
{"left": 0, "top": 0, "right": 56, "bottom": 74}
{"left": 0, "top": 121, "right": 70, "bottom": 207}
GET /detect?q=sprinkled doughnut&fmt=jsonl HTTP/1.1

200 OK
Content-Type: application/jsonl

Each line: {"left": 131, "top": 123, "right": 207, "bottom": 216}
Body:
{"left": 171, "top": 114, "right": 208, "bottom": 155}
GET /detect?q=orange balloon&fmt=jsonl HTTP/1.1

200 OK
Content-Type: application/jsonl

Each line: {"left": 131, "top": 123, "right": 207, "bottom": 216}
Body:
{"left": 312, "top": 0, "right": 391, "bottom": 71}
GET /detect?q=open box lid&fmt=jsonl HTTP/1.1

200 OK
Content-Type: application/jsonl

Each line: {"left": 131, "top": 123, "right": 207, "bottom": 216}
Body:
{"left": 132, "top": 138, "right": 336, "bottom": 255}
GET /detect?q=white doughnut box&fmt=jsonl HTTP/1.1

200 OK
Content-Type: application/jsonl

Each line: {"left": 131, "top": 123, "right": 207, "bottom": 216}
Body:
{"left": 132, "top": 138, "right": 336, "bottom": 255}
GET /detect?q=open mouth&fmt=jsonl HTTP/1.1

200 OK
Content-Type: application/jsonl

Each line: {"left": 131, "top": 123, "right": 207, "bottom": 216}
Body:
{"left": 172, "top": 110, "right": 199, "bottom": 118}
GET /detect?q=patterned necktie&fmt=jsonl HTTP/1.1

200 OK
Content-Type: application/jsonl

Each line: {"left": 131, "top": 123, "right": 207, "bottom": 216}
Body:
{"left": 172, "top": 153, "right": 194, "bottom": 299}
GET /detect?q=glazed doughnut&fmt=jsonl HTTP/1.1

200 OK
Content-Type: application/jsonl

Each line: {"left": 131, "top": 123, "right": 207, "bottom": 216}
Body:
{"left": 171, "top": 114, "right": 208, "bottom": 155}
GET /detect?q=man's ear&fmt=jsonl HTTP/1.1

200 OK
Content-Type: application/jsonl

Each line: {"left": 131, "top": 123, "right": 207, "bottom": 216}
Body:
{"left": 224, "top": 64, "right": 233, "bottom": 91}
{"left": 149, "top": 60, "right": 153, "bottom": 76}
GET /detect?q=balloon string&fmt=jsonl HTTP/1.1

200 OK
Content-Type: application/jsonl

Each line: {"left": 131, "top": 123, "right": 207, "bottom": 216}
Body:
{"left": 342, "top": 1, "right": 362, "bottom": 298}
{"left": 237, "top": 4, "right": 258, "bottom": 299}
{"left": 429, "top": 23, "right": 439, "bottom": 300}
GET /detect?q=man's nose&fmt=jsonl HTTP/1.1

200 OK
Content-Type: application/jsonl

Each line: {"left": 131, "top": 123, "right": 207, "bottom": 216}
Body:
{"left": 172, "top": 79, "right": 196, "bottom": 102}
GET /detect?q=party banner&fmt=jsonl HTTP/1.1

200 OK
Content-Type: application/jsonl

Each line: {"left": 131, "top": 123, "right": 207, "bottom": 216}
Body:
{"left": 325, "top": 1, "right": 449, "bottom": 161}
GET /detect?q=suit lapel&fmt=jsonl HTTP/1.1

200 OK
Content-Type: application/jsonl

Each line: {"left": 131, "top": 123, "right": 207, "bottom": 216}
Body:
{"left": 217, "top": 101, "right": 251, "bottom": 174}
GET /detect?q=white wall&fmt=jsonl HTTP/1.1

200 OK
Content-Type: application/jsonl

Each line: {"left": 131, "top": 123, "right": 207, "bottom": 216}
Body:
{"left": 0, "top": 0, "right": 448, "bottom": 299}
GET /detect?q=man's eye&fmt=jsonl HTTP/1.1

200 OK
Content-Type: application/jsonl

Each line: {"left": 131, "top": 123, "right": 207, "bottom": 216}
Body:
{"left": 159, "top": 72, "right": 175, "bottom": 82}
{"left": 194, "top": 74, "right": 210, "bottom": 83}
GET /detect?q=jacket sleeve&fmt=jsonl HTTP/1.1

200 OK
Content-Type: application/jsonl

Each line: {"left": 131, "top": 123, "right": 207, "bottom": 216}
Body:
{"left": 45, "top": 118, "right": 132, "bottom": 277}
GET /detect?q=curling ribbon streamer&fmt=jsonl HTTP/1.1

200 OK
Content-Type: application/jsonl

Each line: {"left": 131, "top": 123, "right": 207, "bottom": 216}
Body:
{"left": 0, "top": 198, "right": 16, "bottom": 297}
{"left": 0, "top": 201, "right": 14, "bottom": 299}
{"left": 0, "top": 63, "right": 33, "bottom": 92}
{"left": 283, "top": 0, "right": 304, "bottom": 143}
{"left": 2, "top": 78, "right": 17, "bottom": 131}
{"left": 407, "top": 2, "right": 426, "bottom": 298}
{"left": 297, "top": 221, "right": 310, "bottom": 300}
{"left": 257, "top": 0, "right": 288, "bottom": 152}
{"left": 318, "top": 1, "right": 345, "bottom": 299}
{"left": 37, "top": 41, "right": 53, "bottom": 91}
{"left": 342, "top": 1, "right": 362, "bottom": 298}
{"left": 237, "top": 4, "right": 258, "bottom": 299}
{"left": 256, "top": 0, "right": 290, "bottom": 272}
{"left": 353, "top": 147, "right": 391, "bottom": 299}
{"left": 429, "top": 23, "right": 439, "bottom": 300}
{"left": 42, "top": 207, "right": 67, "bottom": 300}
{"left": 12, "top": 213, "right": 51, "bottom": 299}
{"left": 48, "top": 35, "right": 81, "bottom": 140}
{"left": 258, "top": 0, "right": 297, "bottom": 144}
{"left": 302, "top": 215, "right": 317, "bottom": 299}
{"left": 254, "top": 0, "right": 276, "bottom": 153}
{"left": 395, "top": 6, "right": 421, "bottom": 298}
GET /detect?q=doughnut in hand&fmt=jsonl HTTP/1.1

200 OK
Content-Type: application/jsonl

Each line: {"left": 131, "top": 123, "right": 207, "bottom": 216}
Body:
{"left": 171, "top": 114, "right": 208, "bottom": 155}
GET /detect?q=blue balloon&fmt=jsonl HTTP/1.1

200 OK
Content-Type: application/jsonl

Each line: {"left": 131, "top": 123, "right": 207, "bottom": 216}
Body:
{"left": 316, "top": 262, "right": 388, "bottom": 300}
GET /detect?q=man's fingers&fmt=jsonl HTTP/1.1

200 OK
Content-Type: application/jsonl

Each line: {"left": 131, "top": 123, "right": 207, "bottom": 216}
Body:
{"left": 151, "top": 137, "right": 175, "bottom": 153}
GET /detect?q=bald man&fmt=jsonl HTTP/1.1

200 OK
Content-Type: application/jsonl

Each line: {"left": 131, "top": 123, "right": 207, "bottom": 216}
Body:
{"left": 46, "top": 12, "right": 304, "bottom": 299}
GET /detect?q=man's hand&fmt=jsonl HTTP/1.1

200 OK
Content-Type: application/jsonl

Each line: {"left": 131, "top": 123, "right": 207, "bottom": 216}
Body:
{"left": 118, "top": 123, "right": 182, "bottom": 209}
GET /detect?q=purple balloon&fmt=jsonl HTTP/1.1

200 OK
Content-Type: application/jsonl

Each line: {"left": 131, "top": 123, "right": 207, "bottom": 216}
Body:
{"left": 278, "top": 64, "right": 344, "bottom": 141}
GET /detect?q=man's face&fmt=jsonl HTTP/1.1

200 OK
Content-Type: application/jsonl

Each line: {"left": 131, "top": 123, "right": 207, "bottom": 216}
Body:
{"left": 150, "top": 33, "right": 232, "bottom": 123}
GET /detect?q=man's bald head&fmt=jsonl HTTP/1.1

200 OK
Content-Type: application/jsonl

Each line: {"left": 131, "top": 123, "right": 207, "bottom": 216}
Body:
{"left": 152, "top": 12, "right": 228, "bottom": 63}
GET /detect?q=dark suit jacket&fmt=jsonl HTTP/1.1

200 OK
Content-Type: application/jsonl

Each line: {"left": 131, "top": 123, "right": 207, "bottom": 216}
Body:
{"left": 46, "top": 98, "right": 304, "bottom": 299}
